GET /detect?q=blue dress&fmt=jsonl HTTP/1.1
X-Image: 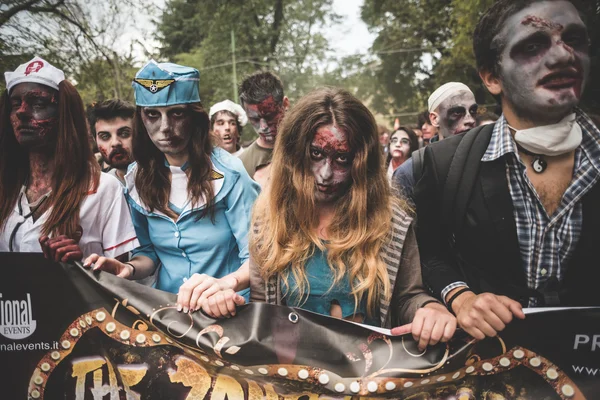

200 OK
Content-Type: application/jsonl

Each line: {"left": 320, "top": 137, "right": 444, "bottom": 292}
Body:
{"left": 283, "top": 245, "right": 379, "bottom": 326}
{"left": 125, "top": 147, "right": 260, "bottom": 294}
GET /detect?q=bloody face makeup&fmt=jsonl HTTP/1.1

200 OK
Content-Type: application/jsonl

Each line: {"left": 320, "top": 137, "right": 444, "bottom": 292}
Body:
{"left": 494, "top": 1, "right": 590, "bottom": 123}
{"left": 141, "top": 105, "right": 193, "bottom": 158}
{"left": 9, "top": 82, "right": 59, "bottom": 149}
{"left": 310, "top": 125, "right": 354, "bottom": 204}
{"left": 389, "top": 130, "right": 411, "bottom": 162}
{"left": 95, "top": 117, "right": 134, "bottom": 169}
{"left": 212, "top": 111, "right": 239, "bottom": 153}
{"left": 243, "top": 96, "right": 285, "bottom": 146}
{"left": 435, "top": 91, "right": 477, "bottom": 137}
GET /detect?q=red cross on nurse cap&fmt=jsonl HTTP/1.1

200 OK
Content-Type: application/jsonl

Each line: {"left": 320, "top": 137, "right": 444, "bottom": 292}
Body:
{"left": 4, "top": 56, "right": 65, "bottom": 92}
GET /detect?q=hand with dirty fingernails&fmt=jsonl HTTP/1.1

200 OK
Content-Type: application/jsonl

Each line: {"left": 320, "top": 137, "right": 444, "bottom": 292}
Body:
{"left": 391, "top": 302, "right": 457, "bottom": 351}
{"left": 177, "top": 273, "right": 239, "bottom": 315}
{"left": 82, "top": 253, "right": 133, "bottom": 278}
{"left": 39, "top": 228, "right": 83, "bottom": 263}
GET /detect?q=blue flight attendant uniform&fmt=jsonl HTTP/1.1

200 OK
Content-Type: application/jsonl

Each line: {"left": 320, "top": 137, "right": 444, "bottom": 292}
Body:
{"left": 124, "top": 147, "right": 260, "bottom": 295}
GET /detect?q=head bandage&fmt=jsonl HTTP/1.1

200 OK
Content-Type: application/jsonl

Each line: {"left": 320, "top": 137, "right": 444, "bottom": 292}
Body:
{"left": 209, "top": 100, "right": 248, "bottom": 126}
{"left": 428, "top": 82, "right": 473, "bottom": 112}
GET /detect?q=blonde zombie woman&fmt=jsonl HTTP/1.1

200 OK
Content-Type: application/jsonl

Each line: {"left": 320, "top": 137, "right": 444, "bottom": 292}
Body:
{"left": 183, "top": 88, "right": 456, "bottom": 350}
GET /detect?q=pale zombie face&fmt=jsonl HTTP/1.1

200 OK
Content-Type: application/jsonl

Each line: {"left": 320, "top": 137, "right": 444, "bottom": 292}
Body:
{"left": 389, "top": 130, "right": 411, "bottom": 162}
{"left": 212, "top": 111, "right": 239, "bottom": 153}
{"left": 495, "top": 1, "right": 590, "bottom": 122}
{"left": 435, "top": 91, "right": 477, "bottom": 137}
{"left": 421, "top": 122, "right": 437, "bottom": 140}
{"left": 141, "top": 105, "right": 193, "bottom": 157}
{"left": 95, "top": 117, "right": 134, "bottom": 169}
{"left": 9, "top": 82, "right": 59, "bottom": 149}
{"left": 243, "top": 96, "right": 285, "bottom": 145}
{"left": 310, "top": 125, "right": 354, "bottom": 204}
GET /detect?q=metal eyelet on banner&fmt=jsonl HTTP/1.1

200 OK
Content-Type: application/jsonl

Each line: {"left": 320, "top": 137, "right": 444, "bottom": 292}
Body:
{"left": 288, "top": 312, "right": 299, "bottom": 323}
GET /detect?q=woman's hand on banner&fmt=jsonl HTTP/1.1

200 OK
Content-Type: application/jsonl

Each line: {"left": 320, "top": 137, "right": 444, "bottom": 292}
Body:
{"left": 83, "top": 254, "right": 133, "bottom": 278}
{"left": 452, "top": 292, "right": 525, "bottom": 340}
{"left": 204, "top": 288, "right": 246, "bottom": 318}
{"left": 177, "top": 273, "right": 242, "bottom": 315}
{"left": 391, "top": 302, "right": 456, "bottom": 351}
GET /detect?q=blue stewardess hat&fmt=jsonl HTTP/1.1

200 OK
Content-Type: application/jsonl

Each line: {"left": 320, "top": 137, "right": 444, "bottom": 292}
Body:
{"left": 132, "top": 60, "right": 200, "bottom": 107}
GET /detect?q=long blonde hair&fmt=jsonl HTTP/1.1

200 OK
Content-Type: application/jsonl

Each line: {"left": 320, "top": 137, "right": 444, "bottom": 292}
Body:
{"left": 250, "top": 87, "right": 401, "bottom": 315}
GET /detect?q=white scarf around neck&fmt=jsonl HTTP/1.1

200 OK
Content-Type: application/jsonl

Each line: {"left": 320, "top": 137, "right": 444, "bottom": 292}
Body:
{"left": 510, "top": 113, "right": 582, "bottom": 156}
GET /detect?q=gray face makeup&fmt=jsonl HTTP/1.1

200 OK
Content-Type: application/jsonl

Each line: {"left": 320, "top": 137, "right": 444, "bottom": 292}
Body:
{"left": 436, "top": 91, "right": 478, "bottom": 137}
{"left": 389, "top": 130, "right": 411, "bottom": 162}
{"left": 494, "top": 1, "right": 590, "bottom": 123}
{"left": 141, "top": 105, "right": 193, "bottom": 157}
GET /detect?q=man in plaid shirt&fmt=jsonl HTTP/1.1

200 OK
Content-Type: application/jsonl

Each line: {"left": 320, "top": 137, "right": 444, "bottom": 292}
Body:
{"left": 413, "top": 0, "right": 599, "bottom": 341}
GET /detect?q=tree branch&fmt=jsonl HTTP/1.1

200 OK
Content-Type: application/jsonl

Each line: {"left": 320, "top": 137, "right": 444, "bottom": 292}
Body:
{"left": 0, "top": 0, "right": 47, "bottom": 28}
{"left": 268, "top": 0, "right": 284, "bottom": 55}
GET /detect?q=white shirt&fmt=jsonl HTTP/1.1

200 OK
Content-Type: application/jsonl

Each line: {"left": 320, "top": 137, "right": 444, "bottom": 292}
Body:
{"left": 387, "top": 161, "right": 395, "bottom": 183}
{"left": 0, "top": 172, "right": 139, "bottom": 258}
{"left": 232, "top": 146, "right": 245, "bottom": 157}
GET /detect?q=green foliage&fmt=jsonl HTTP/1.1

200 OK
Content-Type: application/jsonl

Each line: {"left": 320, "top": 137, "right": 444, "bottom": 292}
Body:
{"left": 437, "top": 0, "right": 495, "bottom": 105}
{"left": 0, "top": 0, "right": 144, "bottom": 104}
{"left": 72, "top": 56, "right": 138, "bottom": 107}
{"left": 360, "top": 0, "right": 453, "bottom": 116}
{"left": 158, "top": 0, "right": 340, "bottom": 121}
{"left": 360, "top": 0, "right": 600, "bottom": 118}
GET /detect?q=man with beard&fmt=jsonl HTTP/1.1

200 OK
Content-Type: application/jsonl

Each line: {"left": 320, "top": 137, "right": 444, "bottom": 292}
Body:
{"left": 392, "top": 82, "right": 477, "bottom": 202}
{"left": 238, "top": 71, "right": 289, "bottom": 181}
{"left": 209, "top": 99, "right": 247, "bottom": 157}
{"left": 87, "top": 99, "right": 135, "bottom": 185}
{"left": 415, "top": 0, "right": 600, "bottom": 340}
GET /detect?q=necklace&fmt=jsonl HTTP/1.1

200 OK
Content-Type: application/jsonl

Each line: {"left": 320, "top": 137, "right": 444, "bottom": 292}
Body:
{"left": 9, "top": 183, "right": 52, "bottom": 252}
{"left": 516, "top": 143, "right": 547, "bottom": 174}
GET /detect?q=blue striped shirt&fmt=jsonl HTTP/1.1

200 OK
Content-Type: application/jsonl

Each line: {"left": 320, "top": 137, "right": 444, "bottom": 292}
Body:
{"left": 481, "top": 109, "right": 600, "bottom": 306}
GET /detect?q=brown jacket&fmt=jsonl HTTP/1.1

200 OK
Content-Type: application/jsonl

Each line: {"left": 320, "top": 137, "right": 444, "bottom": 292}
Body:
{"left": 250, "top": 207, "right": 438, "bottom": 328}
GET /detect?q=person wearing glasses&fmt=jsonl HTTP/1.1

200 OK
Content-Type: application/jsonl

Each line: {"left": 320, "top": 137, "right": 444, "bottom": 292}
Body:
{"left": 386, "top": 127, "right": 419, "bottom": 182}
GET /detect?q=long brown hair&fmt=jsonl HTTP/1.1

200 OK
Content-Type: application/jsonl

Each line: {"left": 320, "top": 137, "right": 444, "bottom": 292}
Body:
{"left": 132, "top": 103, "right": 215, "bottom": 219}
{"left": 0, "top": 80, "right": 100, "bottom": 237}
{"left": 251, "top": 87, "right": 407, "bottom": 315}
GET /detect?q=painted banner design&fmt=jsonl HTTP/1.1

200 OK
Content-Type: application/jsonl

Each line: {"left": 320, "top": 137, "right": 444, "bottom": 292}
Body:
{"left": 0, "top": 253, "right": 599, "bottom": 399}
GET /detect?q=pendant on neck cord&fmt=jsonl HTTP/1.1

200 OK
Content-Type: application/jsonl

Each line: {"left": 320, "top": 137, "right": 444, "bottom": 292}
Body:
{"left": 531, "top": 156, "right": 547, "bottom": 173}
{"left": 515, "top": 143, "right": 548, "bottom": 174}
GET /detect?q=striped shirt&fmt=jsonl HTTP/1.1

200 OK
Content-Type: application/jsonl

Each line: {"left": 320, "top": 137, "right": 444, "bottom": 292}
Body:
{"left": 480, "top": 110, "right": 600, "bottom": 306}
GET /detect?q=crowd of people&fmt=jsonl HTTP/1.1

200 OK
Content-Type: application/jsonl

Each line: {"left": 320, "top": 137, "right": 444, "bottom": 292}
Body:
{"left": 1, "top": 0, "right": 599, "bottom": 351}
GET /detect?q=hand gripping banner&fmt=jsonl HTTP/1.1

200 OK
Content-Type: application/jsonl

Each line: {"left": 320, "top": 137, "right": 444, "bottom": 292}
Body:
{"left": 0, "top": 253, "right": 599, "bottom": 399}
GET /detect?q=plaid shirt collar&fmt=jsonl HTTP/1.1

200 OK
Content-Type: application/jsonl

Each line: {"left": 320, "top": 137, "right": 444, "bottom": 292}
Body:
{"left": 481, "top": 108, "right": 600, "bottom": 172}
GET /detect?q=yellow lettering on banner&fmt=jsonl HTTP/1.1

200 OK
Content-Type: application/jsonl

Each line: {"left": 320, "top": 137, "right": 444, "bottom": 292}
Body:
{"left": 72, "top": 357, "right": 106, "bottom": 400}
{"left": 117, "top": 364, "right": 148, "bottom": 400}
{"left": 282, "top": 393, "right": 320, "bottom": 400}
{"left": 246, "top": 380, "right": 264, "bottom": 399}
{"left": 246, "top": 381, "right": 279, "bottom": 400}
{"left": 169, "top": 356, "right": 211, "bottom": 399}
{"left": 262, "top": 383, "right": 279, "bottom": 400}
{"left": 91, "top": 358, "right": 120, "bottom": 399}
{"left": 211, "top": 374, "right": 245, "bottom": 400}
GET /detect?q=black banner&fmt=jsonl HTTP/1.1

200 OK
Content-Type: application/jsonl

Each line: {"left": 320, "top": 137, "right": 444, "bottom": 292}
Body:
{"left": 0, "top": 253, "right": 598, "bottom": 399}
